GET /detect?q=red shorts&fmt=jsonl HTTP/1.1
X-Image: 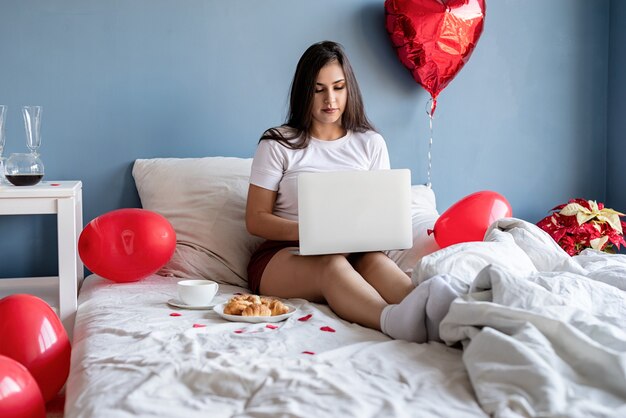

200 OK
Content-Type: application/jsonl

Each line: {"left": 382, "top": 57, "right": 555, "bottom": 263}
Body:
{"left": 247, "top": 240, "right": 299, "bottom": 294}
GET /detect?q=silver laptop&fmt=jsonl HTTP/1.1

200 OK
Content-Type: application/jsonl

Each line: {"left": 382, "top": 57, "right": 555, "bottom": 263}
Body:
{"left": 296, "top": 169, "right": 413, "bottom": 256}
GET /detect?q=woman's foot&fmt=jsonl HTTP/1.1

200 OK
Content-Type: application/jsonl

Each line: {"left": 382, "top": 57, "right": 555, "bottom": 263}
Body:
{"left": 380, "top": 275, "right": 459, "bottom": 343}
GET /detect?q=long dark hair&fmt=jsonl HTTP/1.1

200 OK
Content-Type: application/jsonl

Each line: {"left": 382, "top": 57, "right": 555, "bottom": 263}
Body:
{"left": 261, "top": 41, "right": 375, "bottom": 149}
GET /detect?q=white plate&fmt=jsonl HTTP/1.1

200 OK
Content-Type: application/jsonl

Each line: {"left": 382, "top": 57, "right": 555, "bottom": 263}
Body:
{"left": 167, "top": 298, "right": 216, "bottom": 310}
{"left": 213, "top": 302, "right": 296, "bottom": 323}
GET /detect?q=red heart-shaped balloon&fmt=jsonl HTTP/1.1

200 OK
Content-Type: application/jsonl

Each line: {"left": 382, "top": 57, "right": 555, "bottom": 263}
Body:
{"left": 431, "top": 190, "right": 512, "bottom": 248}
{"left": 385, "top": 0, "right": 486, "bottom": 101}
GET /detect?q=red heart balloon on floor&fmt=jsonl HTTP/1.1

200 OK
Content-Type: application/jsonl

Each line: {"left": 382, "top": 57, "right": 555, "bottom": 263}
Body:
{"left": 431, "top": 190, "right": 511, "bottom": 248}
{"left": 0, "top": 355, "right": 46, "bottom": 418}
{"left": 385, "top": 0, "right": 486, "bottom": 101}
{"left": 0, "top": 295, "right": 71, "bottom": 404}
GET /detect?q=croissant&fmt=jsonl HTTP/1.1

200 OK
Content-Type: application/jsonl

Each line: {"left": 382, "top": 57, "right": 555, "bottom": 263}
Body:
{"left": 242, "top": 304, "right": 272, "bottom": 317}
{"left": 232, "top": 294, "right": 261, "bottom": 304}
{"left": 224, "top": 294, "right": 289, "bottom": 317}
{"left": 229, "top": 295, "right": 259, "bottom": 305}
{"left": 223, "top": 301, "right": 250, "bottom": 315}
{"left": 268, "top": 300, "right": 289, "bottom": 316}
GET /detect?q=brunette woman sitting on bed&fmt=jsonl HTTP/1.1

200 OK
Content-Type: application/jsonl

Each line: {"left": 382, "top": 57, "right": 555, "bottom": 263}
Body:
{"left": 245, "top": 41, "right": 457, "bottom": 343}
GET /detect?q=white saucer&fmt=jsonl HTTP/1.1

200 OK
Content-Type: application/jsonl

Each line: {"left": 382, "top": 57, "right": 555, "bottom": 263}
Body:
{"left": 213, "top": 303, "right": 296, "bottom": 323}
{"left": 167, "top": 298, "right": 215, "bottom": 310}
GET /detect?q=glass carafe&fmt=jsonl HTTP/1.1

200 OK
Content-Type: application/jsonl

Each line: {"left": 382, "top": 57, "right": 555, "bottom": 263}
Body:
{"left": 4, "top": 152, "right": 45, "bottom": 186}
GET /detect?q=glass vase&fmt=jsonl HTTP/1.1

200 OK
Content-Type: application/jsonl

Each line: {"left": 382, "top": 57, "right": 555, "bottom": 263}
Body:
{"left": 23, "top": 105, "right": 43, "bottom": 157}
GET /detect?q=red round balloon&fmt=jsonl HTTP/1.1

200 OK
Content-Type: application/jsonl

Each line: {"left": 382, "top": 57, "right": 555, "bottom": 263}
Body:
{"left": 0, "top": 295, "right": 71, "bottom": 404}
{"left": 0, "top": 355, "right": 46, "bottom": 418}
{"left": 432, "top": 191, "right": 512, "bottom": 248}
{"left": 78, "top": 208, "right": 176, "bottom": 283}
{"left": 385, "top": 0, "right": 486, "bottom": 108}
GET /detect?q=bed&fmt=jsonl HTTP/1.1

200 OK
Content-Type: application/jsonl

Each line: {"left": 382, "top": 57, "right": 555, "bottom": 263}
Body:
{"left": 64, "top": 157, "right": 626, "bottom": 417}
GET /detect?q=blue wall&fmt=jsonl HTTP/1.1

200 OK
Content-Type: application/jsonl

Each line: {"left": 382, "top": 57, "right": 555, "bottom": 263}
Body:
{"left": 607, "top": 0, "right": 626, "bottom": 211}
{"left": 0, "top": 0, "right": 615, "bottom": 277}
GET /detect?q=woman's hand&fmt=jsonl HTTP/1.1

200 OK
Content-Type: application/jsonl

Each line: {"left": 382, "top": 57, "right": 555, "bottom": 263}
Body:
{"left": 245, "top": 184, "right": 299, "bottom": 241}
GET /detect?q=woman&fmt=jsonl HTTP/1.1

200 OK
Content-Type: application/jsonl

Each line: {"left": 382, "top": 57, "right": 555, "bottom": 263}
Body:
{"left": 246, "top": 41, "right": 456, "bottom": 343}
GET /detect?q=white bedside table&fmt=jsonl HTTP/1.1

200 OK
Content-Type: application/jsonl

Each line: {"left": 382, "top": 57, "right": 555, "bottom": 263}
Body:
{"left": 0, "top": 180, "right": 84, "bottom": 338}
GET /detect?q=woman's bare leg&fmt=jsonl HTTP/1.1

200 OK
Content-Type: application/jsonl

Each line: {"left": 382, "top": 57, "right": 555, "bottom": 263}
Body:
{"left": 350, "top": 252, "right": 414, "bottom": 304}
{"left": 259, "top": 249, "right": 387, "bottom": 330}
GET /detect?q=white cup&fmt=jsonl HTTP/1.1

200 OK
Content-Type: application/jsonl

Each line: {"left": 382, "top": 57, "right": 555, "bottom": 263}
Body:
{"left": 177, "top": 279, "right": 218, "bottom": 306}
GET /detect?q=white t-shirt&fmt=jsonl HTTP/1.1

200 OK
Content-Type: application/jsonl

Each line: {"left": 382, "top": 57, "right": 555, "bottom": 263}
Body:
{"left": 249, "top": 129, "right": 390, "bottom": 221}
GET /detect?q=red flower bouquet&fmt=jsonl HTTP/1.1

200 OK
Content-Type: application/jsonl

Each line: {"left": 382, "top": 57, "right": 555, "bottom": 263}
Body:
{"left": 537, "top": 198, "right": 626, "bottom": 256}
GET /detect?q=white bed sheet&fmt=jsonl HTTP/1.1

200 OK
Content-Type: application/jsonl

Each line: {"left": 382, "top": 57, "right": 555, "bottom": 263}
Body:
{"left": 65, "top": 274, "right": 484, "bottom": 418}
{"left": 414, "top": 218, "right": 626, "bottom": 418}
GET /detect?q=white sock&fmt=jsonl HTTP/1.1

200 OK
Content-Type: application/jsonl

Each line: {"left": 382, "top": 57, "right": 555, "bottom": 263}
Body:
{"left": 380, "top": 276, "right": 459, "bottom": 343}
{"left": 424, "top": 276, "right": 460, "bottom": 342}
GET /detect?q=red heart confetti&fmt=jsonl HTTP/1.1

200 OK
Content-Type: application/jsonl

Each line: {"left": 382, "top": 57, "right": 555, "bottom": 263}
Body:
{"left": 302, "top": 351, "right": 315, "bottom": 355}
{"left": 298, "top": 314, "right": 313, "bottom": 322}
{"left": 169, "top": 312, "right": 182, "bottom": 317}
{"left": 234, "top": 329, "right": 245, "bottom": 334}
{"left": 320, "top": 326, "right": 336, "bottom": 333}
{"left": 51, "top": 183, "right": 61, "bottom": 186}
{"left": 192, "top": 324, "right": 206, "bottom": 328}
{"left": 266, "top": 324, "right": 278, "bottom": 330}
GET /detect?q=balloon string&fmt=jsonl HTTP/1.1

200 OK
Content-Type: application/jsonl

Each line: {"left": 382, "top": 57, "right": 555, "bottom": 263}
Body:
{"left": 425, "top": 97, "right": 436, "bottom": 189}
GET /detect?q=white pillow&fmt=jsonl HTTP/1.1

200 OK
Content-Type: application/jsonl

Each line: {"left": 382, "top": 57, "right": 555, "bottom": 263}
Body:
{"left": 385, "top": 185, "right": 440, "bottom": 276}
{"left": 132, "top": 157, "right": 263, "bottom": 288}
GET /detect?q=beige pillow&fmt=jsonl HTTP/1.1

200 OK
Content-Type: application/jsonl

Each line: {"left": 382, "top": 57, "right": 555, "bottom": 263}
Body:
{"left": 133, "top": 158, "right": 438, "bottom": 286}
{"left": 132, "top": 157, "right": 263, "bottom": 288}
{"left": 385, "top": 185, "right": 440, "bottom": 276}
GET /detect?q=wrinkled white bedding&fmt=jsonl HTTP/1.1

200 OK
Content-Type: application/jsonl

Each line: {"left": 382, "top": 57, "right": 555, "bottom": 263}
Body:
{"left": 65, "top": 276, "right": 484, "bottom": 418}
{"left": 65, "top": 218, "right": 626, "bottom": 418}
{"left": 414, "top": 218, "right": 626, "bottom": 418}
